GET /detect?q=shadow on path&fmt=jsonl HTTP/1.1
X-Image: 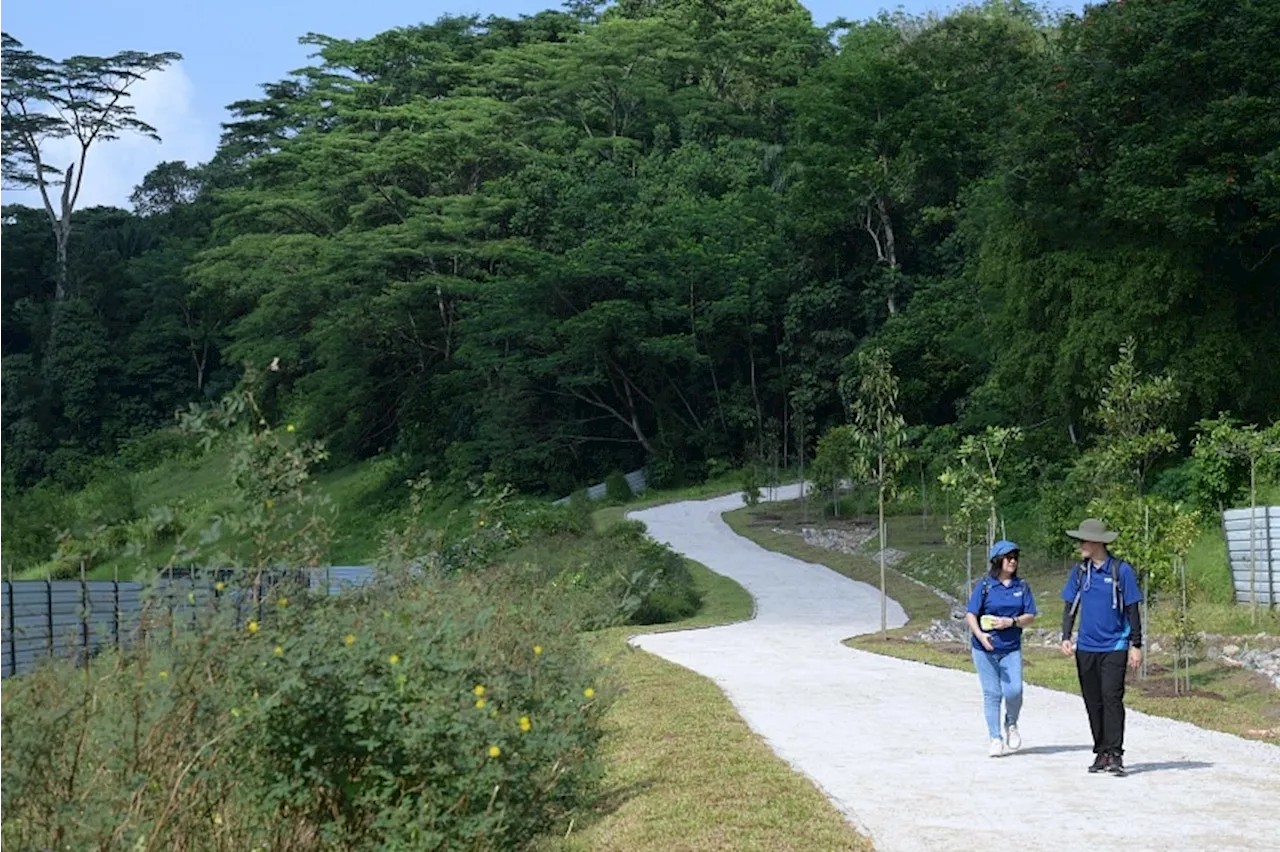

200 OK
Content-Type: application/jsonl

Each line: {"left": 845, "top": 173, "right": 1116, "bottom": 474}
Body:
{"left": 1124, "top": 760, "right": 1214, "bottom": 775}
{"left": 1008, "top": 744, "right": 1093, "bottom": 756}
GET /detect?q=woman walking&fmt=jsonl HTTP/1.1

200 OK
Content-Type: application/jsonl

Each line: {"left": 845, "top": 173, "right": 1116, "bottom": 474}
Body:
{"left": 966, "top": 539, "right": 1038, "bottom": 757}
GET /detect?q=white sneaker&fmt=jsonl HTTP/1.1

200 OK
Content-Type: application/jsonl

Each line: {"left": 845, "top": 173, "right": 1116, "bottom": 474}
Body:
{"left": 1005, "top": 725, "right": 1022, "bottom": 751}
{"left": 989, "top": 738, "right": 1006, "bottom": 757}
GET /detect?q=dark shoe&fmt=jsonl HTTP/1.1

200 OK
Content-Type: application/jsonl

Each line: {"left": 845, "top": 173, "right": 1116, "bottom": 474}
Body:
{"left": 1106, "top": 754, "right": 1127, "bottom": 777}
{"left": 1088, "top": 753, "right": 1110, "bottom": 773}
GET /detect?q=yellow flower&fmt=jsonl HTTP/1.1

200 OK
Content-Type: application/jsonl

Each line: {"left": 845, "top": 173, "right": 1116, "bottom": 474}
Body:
{"left": 473, "top": 684, "right": 486, "bottom": 697}
{"left": 215, "top": 581, "right": 226, "bottom": 592}
{"left": 213, "top": 813, "right": 223, "bottom": 826}
{"left": 533, "top": 645, "right": 543, "bottom": 656}
{"left": 519, "top": 716, "right": 531, "bottom": 733}
{"left": 231, "top": 707, "right": 242, "bottom": 718}
{"left": 490, "top": 709, "right": 499, "bottom": 718}
{"left": 344, "top": 634, "right": 356, "bottom": 646}
{"left": 277, "top": 597, "right": 288, "bottom": 608}
{"left": 286, "top": 424, "right": 296, "bottom": 433}
{"left": 274, "top": 645, "right": 284, "bottom": 657}
{"left": 247, "top": 621, "right": 259, "bottom": 634}
{"left": 389, "top": 654, "right": 401, "bottom": 666}
{"left": 158, "top": 671, "right": 168, "bottom": 680}
{"left": 583, "top": 688, "right": 595, "bottom": 699}
{"left": 475, "top": 698, "right": 486, "bottom": 709}
{"left": 488, "top": 745, "right": 501, "bottom": 759}
{"left": 265, "top": 499, "right": 275, "bottom": 509}
{"left": 478, "top": 519, "right": 486, "bottom": 527}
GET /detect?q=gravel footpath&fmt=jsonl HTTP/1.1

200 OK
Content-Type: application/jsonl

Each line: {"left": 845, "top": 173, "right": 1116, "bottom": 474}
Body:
{"left": 628, "top": 487, "right": 1280, "bottom": 852}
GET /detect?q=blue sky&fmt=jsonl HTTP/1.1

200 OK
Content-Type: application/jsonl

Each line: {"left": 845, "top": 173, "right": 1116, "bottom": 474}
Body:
{"left": 1, "top": 0, "right": 1073, "bottom": 210}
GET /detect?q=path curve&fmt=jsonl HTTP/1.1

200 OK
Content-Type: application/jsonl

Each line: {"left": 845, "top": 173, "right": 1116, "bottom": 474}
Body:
{"left": 629, "top": 487, "right": 1280, "bottom": 852}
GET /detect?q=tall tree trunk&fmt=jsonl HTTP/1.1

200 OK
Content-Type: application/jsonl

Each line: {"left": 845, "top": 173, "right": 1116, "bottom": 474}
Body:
{"left": 55, "top": 225, "right": 70, "bottom": 300}
{"left": 749, "top": 345, "right": 763, "bottom": 451}
{"left": 877, "top": 195, "right": 898, "bottom": 316}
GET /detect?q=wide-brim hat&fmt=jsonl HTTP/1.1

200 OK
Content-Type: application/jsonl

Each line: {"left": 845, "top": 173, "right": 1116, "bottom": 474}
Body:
{"left": 1065, "top": 518, "right": 1118, "bottom": 544}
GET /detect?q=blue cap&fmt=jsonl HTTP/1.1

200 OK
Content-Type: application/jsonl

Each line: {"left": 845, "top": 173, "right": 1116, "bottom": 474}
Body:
{"left": 988, "top": 540, "right": 1020, "bottom": 561}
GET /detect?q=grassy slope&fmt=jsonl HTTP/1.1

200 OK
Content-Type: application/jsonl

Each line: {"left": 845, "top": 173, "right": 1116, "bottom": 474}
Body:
{"left": 40, "top": 453, "right": 435, "bottom": 580}
{"left": 726, "top": 499, "right": 1280, "bottom": 744}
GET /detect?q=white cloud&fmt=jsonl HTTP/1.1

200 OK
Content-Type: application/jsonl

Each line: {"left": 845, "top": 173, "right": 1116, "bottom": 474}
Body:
{"left": 1, "top": 61, "right": 216, "bottom": 212}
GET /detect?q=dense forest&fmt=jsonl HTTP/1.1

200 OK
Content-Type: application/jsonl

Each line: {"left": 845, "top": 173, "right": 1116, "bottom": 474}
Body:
{"left": 3, "top": 0, "right": 1278, "bottom": 515}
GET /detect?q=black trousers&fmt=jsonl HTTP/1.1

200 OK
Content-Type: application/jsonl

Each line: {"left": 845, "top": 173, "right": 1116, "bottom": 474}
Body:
{"left": 1075, "top": 650, "right": 1129, "bottom": 755}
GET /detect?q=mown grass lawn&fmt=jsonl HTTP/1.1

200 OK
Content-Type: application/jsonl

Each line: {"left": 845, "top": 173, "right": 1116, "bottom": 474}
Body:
{"left": 540, "top": 559, "right": 870, "bottom": 852}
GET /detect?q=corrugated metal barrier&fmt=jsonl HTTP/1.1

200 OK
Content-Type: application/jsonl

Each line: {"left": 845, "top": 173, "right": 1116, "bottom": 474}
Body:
{"left": 1222, "top": 506, "right": 1279, "bottom": 606}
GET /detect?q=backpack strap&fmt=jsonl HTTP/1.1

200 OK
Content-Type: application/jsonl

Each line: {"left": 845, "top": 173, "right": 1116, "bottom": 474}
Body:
{"left": 1072, "top": 558, "right": 1124, "bottom": 616}
{"left": 1112, "top": 558, "right": 1123, "bottom": 610}
{"left": 1069, "top": 562, "right": 1087, "bottom": 616}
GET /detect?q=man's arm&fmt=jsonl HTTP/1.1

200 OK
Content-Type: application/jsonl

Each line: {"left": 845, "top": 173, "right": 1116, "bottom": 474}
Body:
{"left": 1125, "top": 601, "right": 1143, "bottom": 648}
{"left": 1061, "top": 600, "right": 1076, "bottom": 641}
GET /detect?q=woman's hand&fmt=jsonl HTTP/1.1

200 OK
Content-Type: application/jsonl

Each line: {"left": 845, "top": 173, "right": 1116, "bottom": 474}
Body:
{"left": 978, "top": 632, "right": 995, "bottom": 652}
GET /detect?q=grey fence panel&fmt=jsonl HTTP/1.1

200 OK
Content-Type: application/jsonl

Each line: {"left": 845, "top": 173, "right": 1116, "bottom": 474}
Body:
{"left": 1222, "top": 506, "right": 1279, "bottom": 607}
{"left": 85, "top": 583, "right": 117, "bottom": 643}
{"left": 552, "top": 467, "right": 648, "bottom": 506}
{"left": 310, "top": 566, "right": 377, "bottom": 596}
{"left": 2, "top": 568, "right": 382, "bottom": 679}
{"left": 624, "top": 469, "right": 647, "bottom": 496}
{"left": 1, "top": 582, "right": 11, "bottom": 678}
{"left": 12, "top": 583, "right": 50, "bottom": 665}
{"left": 51, "top": 583, "right": 85, "bottom": 654}
{"left": 118, "top": 586, "right": 145, "bottom": 648}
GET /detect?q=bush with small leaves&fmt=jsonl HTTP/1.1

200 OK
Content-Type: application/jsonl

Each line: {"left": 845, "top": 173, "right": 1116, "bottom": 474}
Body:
{"left": 603, "top": 470, "right": 633, "bottom": 504}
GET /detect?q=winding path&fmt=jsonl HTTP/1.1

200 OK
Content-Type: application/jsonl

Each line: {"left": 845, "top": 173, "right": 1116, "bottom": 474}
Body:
{"left": 629, "top": 487, "right": 1280, "bottom": 852}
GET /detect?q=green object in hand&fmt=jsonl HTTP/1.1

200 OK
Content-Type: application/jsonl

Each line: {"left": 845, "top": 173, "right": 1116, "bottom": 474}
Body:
{"left": 979, "top": 614, "right": 997, "bottom": 631}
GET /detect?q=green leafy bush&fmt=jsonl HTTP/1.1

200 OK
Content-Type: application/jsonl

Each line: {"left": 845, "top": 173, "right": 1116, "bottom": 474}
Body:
{"left": 75, "top": 471, "right": 140, "bottom": 526}
{"left": 740, "top": 464, "right": 762, "bottom": 507}
{"left": 116, "top": 427, "right": 198, "bottom": 470}
{"left": 599, "top": 521, "right": 701, "bottom": 625}
{"left": 0, "top": 480, "right": 66, "bottom": 572}
{"left": 1, "top": 571, "right": 609, "bottom": 851}
{"left": 603, "top": 470, "right": 633, "bottom": 504}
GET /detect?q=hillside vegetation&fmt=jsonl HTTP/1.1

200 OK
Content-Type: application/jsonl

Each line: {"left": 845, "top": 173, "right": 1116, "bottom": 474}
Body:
{"left": 4, "top": 0, "right": 1279, "bottom": 577}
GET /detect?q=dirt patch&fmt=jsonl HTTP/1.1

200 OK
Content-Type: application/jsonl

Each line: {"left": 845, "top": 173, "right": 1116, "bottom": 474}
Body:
{"left": 1137, "top": 679, "right": 1226, "bottom": 701}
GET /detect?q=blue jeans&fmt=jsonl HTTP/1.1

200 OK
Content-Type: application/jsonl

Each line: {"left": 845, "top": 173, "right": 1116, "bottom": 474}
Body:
{"left": 971, "top": 648, "right": 1024, "bottom": 739}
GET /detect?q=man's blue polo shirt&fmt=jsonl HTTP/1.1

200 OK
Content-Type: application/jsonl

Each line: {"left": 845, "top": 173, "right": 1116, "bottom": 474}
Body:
{"left": 1060, "top": 556, "right": 1143, "bottom": 652}
{"left": 966, "top": 576, "right": 1037, "bottom": 653}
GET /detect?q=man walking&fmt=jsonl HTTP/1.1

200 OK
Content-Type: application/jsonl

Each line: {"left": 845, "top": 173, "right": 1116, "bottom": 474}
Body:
{"left": 1059, "top": 518, "right": 1143, "bottom": 777}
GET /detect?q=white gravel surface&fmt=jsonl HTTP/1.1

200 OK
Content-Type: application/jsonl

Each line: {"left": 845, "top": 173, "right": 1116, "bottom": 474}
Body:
{"left": 628, "top": 487, "right": 1280, "bottom": 852}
